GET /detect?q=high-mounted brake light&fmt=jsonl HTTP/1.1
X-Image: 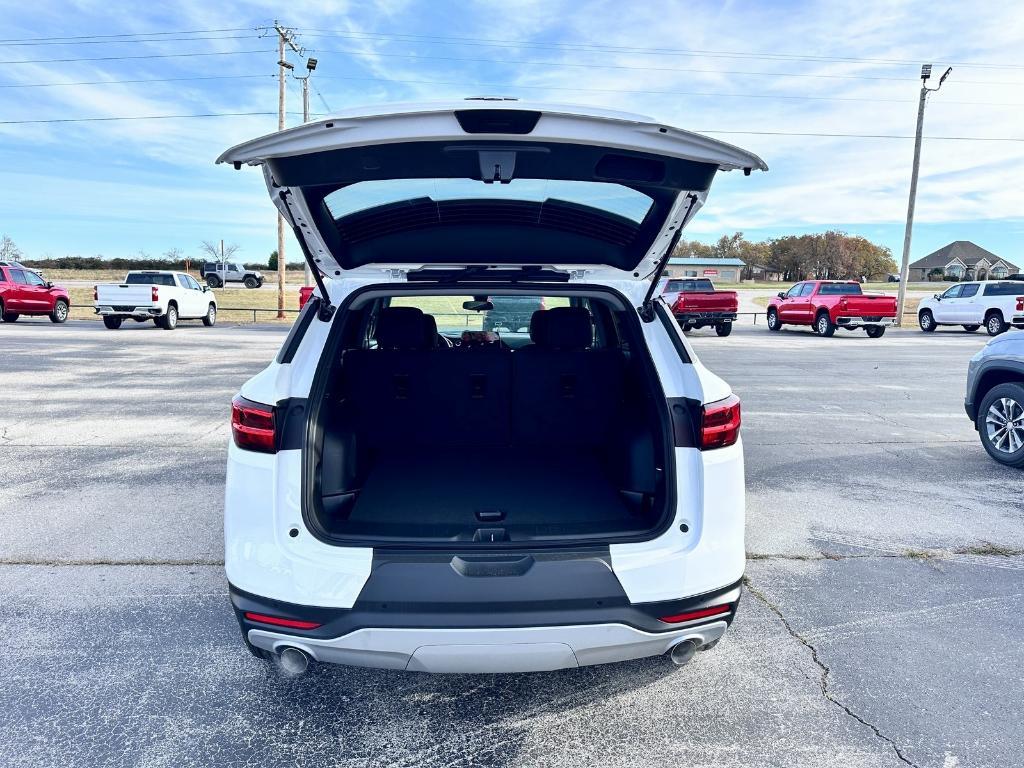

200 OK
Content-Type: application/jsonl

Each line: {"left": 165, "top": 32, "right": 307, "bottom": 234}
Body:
{"left": 231, "top": 395, "right": 276, "bottom": 453}
{"left": 243, "top": 611, "right": 321, "bottom": 630}
{"left": 659, "top": 604, "right": 732, "bottom": 624}
{"left": 151, "top": 286, "right": 159, "bottom": 302}
{"left": 701, "top": 394, "right": 741, "bottom": 450}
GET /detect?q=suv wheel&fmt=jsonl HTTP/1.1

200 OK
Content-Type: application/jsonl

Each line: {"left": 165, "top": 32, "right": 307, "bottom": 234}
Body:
{"left": 918, "top": 310, "right": 935, "bottom": 332}
{"left": 49, "top": 299, "right": 69, "bottom": 324}
{"left": 243, "top": 276, "right": 258, "bottom": 289}
{"left": 962, "top": 324, "right": 980, "bottom": 332}
{"left": 160, "top": 304, "right": 178, "bottom": 330}
{"left": 986, "top": 311, "right": 1007, "bottom": 337}
{"left": 202, "top": 303, "right": 217, "bottom": 327}
{"left": 814, "top": 312, "right": 836, "bottom": 337}
{"left": 206, "top": 276, "right": 221, "bottom": 288}
{"left": 977, "top": 382, "right": 1024, "bottom": 468}
{"left": 766, "top": 308, "right": 781, "bottom": 332}
{"left": 102, "top": 316, "right": 122, "bottom": 329}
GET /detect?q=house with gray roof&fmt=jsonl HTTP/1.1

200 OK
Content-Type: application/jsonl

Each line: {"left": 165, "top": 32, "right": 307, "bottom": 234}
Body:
{"left": 908, "top": 241, "right": 1017, "bottom": 282}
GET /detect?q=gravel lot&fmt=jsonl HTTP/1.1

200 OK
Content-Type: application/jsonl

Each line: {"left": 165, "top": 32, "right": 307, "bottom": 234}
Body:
{"left": 1, "top": 317, "right": 1021, "bottom": 768}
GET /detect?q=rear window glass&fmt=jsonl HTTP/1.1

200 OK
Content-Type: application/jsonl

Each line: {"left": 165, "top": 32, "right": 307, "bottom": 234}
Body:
{"left": 984, "top": 283, "right": 1024, "bottom": 296}
{"left": 125, "top": 273, "right": 176, "bottom": 286}
{"left": 818, "top": 283, "right": 863, "bottom": 295}
{"left": 666, "top": 279, "right": 714, "bottom": 292}
{"left": 324, "top": 179, "right": 654, "bottom": 224}
{"left": 389, "top": 295, "right": 573, "bottom": 336}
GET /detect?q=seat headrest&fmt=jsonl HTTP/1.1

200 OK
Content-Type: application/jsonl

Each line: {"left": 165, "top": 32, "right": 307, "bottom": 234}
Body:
{"left": 529, "top": 307, "right": 593, "bottom": 349}
{"left": 422, "top": 314, "right": 439, "bottom": 349}
{"left": 375, "top": 306, "right": 428, "bottom": 350}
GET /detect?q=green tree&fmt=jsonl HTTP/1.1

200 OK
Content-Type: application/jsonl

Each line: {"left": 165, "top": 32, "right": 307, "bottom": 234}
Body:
{"left": 267, "top": 250, "right": 279, "bottom": 270}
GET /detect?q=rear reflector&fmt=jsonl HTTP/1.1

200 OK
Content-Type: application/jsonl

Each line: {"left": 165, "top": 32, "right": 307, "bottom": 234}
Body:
{"left": 231, "top": 395, "right": 276, "bottom": 453}
{"left": 659, "top": 604, "right": 732, "bottom": 624}
{"left": 243, "top": 611, "right": 321, "bottom": 630}
{"left": 700, "top": 394, "right": 741, "bottom": 450}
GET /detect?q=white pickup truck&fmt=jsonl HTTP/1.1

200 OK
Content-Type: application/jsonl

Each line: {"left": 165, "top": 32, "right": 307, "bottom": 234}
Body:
{"left": 94, "top": 270, "right": 218, "bottom": 330}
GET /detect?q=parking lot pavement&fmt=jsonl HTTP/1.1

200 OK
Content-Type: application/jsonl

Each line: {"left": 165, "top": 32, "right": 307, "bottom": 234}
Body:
{"left": 1, "top": 319, "right": 1022, "bottom": 767}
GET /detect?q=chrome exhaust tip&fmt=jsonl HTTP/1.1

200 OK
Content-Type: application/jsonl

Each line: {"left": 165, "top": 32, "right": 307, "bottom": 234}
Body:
{"left": 669, "top": 639, "right": 699, "bottom": 667}
{"left": 278, "top": 646, "right": 311, "bottom": 675}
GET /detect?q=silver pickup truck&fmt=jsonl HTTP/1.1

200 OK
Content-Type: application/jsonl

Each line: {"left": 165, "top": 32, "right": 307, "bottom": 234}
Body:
{"left": 200, "top": 262, "right": 264, "bottom": 289}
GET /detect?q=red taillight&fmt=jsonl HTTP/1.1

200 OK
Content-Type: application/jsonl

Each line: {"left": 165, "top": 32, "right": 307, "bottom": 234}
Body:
{"left": 701, "top": 394, "right": 741, "bottom": 450}
{"left": 231, "top": 395, "right": 276, "bottom": 453}
{"left": 1016, "top": 296, "right": 1023, "bottom": 312}
{"left": 659, "top": 604, "right": 732, "bottom": 624}
{"left": 839, "top": 297, "right": 848, "bottom": 310}
{"left": 243, "top": 611, "right": 321, "bottom": 630}
{"left": 151, "top": 286, "right": 159, "bottom": 301}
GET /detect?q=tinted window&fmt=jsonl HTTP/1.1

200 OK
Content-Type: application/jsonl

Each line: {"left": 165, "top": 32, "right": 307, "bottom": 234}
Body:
{"left": 786, "top": 284, "right": 803, "bottom": 298}
{"left": 959, "top": 283, "right": 979, "bottom": 298}
{"left": 10, "top": 269, "right": 28, "bottom": 285}
{"left": 0, "top": 269, "right": 6, "bottom": 282}
{"left": 125, "top": 273, "right": 175, "bottom": 286}
{"left": 984, "top": 283, "right": 1023, "bottom": 296}
{"left": 666, "top": 279, "right": 713, "bottom": 292}
{"left": 941, "top": 285, "right": 963, "bottom": 299}
{"left": 818, "top": 283, "right": 863, "bottom": 295}
{"left": 800, "top": 283, "right": 815, "bottom": 297}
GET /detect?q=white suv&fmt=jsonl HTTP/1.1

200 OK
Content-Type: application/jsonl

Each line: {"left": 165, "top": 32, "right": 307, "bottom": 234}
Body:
{"left": 917, "top": 281, "right": 1024, "bottom": 336}
{"left": 218, "top": 101, "right": 765, "bottom": 675}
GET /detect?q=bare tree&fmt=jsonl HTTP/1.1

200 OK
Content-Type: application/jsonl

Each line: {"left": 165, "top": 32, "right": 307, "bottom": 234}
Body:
{"left": 200, "top": 240, "right": 240, "bottom": 261}
{"left": 0, "top": 234, "right": 22, "bottom": 261}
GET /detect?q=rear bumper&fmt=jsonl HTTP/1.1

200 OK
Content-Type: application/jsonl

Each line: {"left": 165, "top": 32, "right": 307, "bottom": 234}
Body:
{"left": 673, "top": 311, "right": 737, "bottom": 324}
{"left": 94, "top": 305, "right": 162, "bottom": 317}
{"left": 229, "top": 578, "right": 742, "bottom": 672}
{"left": 835, "top": 315, "right": 896, "bottom": 327}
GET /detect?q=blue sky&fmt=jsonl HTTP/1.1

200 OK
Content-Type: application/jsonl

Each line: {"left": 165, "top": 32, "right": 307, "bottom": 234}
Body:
{"left": 1, "top": 0, "right": 1022, "bottom": 267}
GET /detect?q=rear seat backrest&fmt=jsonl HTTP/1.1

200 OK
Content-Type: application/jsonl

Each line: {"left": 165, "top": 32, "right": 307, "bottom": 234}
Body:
{"left": 513, "top": 307, "right": 624, "bottom": 447}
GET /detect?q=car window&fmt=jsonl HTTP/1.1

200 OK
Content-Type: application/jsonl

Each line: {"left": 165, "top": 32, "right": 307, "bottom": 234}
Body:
{"left": 818, "top": 283, "right": 862, "bottom": 295}
{"left": 125, "top": 273, "right": 176, "bottom": 286}
{"left": 959, "top": 283, "right": 979, "bottom": 298}
{"left": 24, "top": 271, "right": 45, "bottom": 287}
{"left": 388, "top": 295, "right": 572, "bottom": 336}
{"left": 940, "top": 285, "right": 963, "bottom": 299}
{"left": 10, "top": 269, "right": 28, "bottom": 285}
{"left": 786, "top": 284, "right": 803, "bottom": 298}
{"left": 0, "top": 269, "right": 6, "bottom": 282}
{"left": 229, "top": 264, "right": 240, "bottom": 272}
{"left": 983, "top": 283, "right": 1023, "bottom": 296}
{"left": 187, "top": 275, "right": 202, "bottom": 290}
{"left": 800, "top": 283, "right": 816, "bottom": 297}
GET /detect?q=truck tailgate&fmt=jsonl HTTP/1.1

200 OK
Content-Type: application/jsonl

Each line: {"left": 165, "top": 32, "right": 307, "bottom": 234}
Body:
{"left": 95, "top": 284, "right": 153, "bottom": 306}
{"left": 841, "top": 295, "right": 897, "bottom": 316}
{"left": 676, "top": 291, "right": 739, "bottom": 312}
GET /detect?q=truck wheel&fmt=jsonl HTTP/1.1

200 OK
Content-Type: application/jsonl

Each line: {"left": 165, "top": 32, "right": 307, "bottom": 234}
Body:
{"left": 202, "top": 303, "right": 217, "bottom": 327}
{"left": 766, "top": 309, "right": 781, "bottom": 331}
{"left": 814, "top": 312, "right": 836, "bottom": 337}
{"left": 102, "top": 316, "right": 122, "bottom": 329}
{"left": 243, "top": 276, "right": 258, "bottom": 289}
{"left": 715, "top": 323, "right": 733, "bottom": 337}
{"left": 0, "top": 300, "right": 17, "bottom": 323}
{"left": 976, "top": 382, "right": 1024, "bottom": 468}
{"left": 865, "top": 325, "right": 886, "bottom": 338}
{"left": 918, "top": 310, "right": 935, "bottom": 332}
{"left": 49, "top": 299, "right": 69, "bottom": 324}
{"left": 160, "top": 304, "right": 178, "bottom": 330}
{"left": 962, "top": 325, "right": 980, "bottom": 332}
{"left": 681, "top": 322, "right": 692, "bottom": 332}
{"left": 986, "top": 311, "right": 1008, "bottom": 337}
{"left": 206, "top": 276, "right": 220, "bottom": 289}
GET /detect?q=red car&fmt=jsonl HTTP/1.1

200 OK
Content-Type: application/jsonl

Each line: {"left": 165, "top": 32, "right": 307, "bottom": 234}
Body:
{"left": 0, "top": 264, "right": 70, "bottom": 324}
{"left": 665, "top": 278, "right": 739, "bottom": 337}
{"left": 766, "top": 280, "right": 896, "bottom": 337}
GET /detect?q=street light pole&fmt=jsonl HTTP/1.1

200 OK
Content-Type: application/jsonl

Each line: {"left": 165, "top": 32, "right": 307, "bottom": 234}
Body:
{"left": 294, "top": 57, "right": 317, "bottom": 289}
{"left": 272, "top": 21, "right": 302, "bottom": 319}
{"left": 896, "top": 64, "right": 951, "bottom": 325}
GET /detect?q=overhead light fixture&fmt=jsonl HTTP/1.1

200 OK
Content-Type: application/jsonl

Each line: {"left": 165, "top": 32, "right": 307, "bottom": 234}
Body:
{"left": 920, "top": 64, "right": 932, "bottom": 81}
{"left": 306, "top": 57, "right": 318, "bottom": 71}
{"left": 279, "top": 60, "right": 294, "bottom": 70}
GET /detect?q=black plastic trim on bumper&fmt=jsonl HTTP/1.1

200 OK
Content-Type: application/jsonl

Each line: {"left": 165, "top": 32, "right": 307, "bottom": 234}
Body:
{"left": 673, "top": 313, "right": 737, "bottom": 323}
{"left": 229, "top": 574, "right": 743, "bottom": 642}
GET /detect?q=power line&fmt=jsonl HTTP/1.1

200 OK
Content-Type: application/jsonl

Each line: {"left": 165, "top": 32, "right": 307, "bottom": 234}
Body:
{"left": 2, "top": 112, "right": 1022, "bottom": 142}
{"left": 0, "top": 27, "right": 256, "bottom": 43}
{"left": 0, "top": 48, "right": 274, "bottom": 64}
{"left": 0, "top": 74, "right": 274, "bottom": 88}
{"left": 299, "top": 28, "right": 1024, "bottom": 71}
{"left": 307, "top": 48, "right": 1024, "bottom": 84}
{"left": 0, "top": 33, "right": 261, "bottom": 47}
{"left": 313, "top": 74, "right": 1024, "bottom": 107}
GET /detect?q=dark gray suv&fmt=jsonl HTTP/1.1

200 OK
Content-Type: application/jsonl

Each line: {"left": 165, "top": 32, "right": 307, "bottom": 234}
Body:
{"left": 965, "top": 331, "right": 1024, "bottom": 467}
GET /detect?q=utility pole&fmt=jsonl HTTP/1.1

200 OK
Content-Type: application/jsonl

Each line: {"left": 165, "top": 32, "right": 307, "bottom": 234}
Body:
{"left": 294, "top": 57, "right": 318, "bottom": 288}
{"left": 273, "top": 21, "right": 301, "bottom": 319}
{"left": 896, "top": 64, "right": 952, "bottom": 325}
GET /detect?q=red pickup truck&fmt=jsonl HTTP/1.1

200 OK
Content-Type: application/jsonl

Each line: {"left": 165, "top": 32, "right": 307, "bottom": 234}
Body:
{"left": 663, "top": 278, "right": 739, "bottom": 337}
{"left": 766, "top": 280, "right": 897, "bottom": 337}
{"left": 0, "top": 264, "right": 71, "bottom": 324}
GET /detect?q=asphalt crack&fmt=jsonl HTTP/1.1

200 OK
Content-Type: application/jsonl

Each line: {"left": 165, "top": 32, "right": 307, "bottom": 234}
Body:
{"left": 744, "top": 575, "right": 920, "bottom": 768}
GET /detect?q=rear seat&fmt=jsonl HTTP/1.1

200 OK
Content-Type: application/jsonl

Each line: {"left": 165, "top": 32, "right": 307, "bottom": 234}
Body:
{"left": 345, "top": 305, "right": 623, "bottom": 450}
{"left": 512, "top": 307, "right": 624, "bottom": 446}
